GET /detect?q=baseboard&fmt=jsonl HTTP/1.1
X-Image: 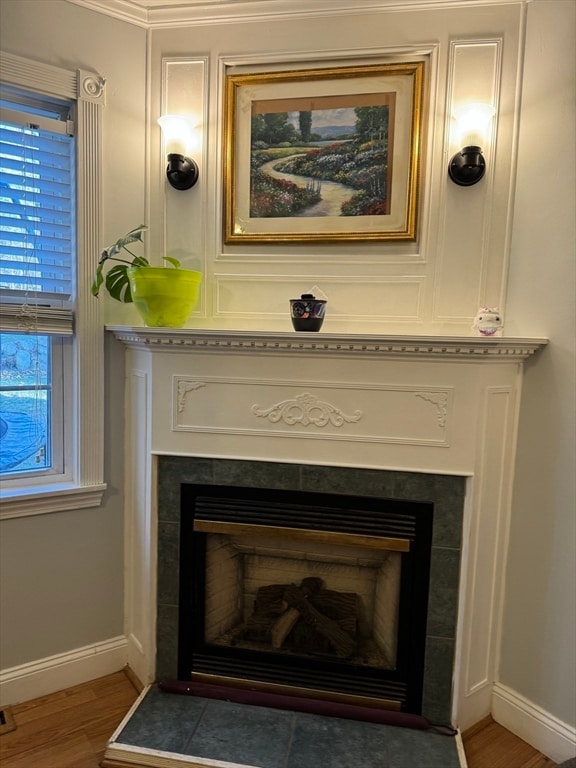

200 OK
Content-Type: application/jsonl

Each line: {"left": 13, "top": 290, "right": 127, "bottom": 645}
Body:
{"left": 0, "top": 635, "right": 129, "bottom": 706}
{"left": 492, "top": 682, "right": 576, "bottom": 764}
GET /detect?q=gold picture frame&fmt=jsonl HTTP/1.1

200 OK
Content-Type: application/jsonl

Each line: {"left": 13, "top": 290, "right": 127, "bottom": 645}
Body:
{"left": 223, "top": 61, "right": 424, "bottom": 244}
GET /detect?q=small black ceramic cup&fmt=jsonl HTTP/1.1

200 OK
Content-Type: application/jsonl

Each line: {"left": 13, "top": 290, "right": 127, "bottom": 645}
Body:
{"left": 289, "top": 293, "right": 327, "bottom": 332}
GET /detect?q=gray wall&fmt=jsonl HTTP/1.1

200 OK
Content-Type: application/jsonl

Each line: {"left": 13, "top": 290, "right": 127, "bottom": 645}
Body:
{"left": 501, "top": 0, "right": 576, "bottom": 727}
{"left": 0, "top": 0, "right": 146, "bottom": 668}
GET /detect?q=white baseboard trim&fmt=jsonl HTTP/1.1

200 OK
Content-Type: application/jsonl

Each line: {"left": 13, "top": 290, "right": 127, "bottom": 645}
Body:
{"left": 0, "top": 635, "right": 129, "bottom": 706}
{"left": 492, "top": 682, "right": 576, "bottom": 764}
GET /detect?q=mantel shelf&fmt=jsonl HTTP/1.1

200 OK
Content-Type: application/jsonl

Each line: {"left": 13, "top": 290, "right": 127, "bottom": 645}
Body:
{"left": 107, "top": 326, "right": 548, "bottom": 362}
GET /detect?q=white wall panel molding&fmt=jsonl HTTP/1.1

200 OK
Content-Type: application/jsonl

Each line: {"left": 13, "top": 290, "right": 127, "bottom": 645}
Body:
{"left": 213, "top": 275, "right": 425, "bottom": 324}
{"left": 434, "top": 39, "right": 504, "bottom": 322}
{"left": 218, "top": 45, "right": 436, "bottom": 71}
{"left": 457, "top": 386, "right": 518, "bottom": 729}
{"left": 124, "top": 367, "right": 156, "bottom": 684}
{"left": 153, "top": 58, "right": 209, "bottom": 317}
{"left": 151, "top": 14, "right": 522, "bottom": 334}
{"left": 172, "top": 374, "right": 452, "bottom": 447}
{"left": 214, "top": 247, "right": 425, "bottom": 265}
{"left": 215, "top": 44, "right": 436, "bottom": 269}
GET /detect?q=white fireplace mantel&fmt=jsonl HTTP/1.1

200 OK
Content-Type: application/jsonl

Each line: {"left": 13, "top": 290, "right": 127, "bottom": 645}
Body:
{"left": 111, "top": 325, "right": 547, "bottom": 732}
{"left": 108, "top": 327, "right": 546, "bottom": 361}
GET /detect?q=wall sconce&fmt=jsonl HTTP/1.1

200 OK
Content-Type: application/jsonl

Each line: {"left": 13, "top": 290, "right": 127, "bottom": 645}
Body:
{"left": 448, "top": 103, "right": 495, "bottom": 187}
{"left": 157, "top": 115, "right": 199, "bottom": 191}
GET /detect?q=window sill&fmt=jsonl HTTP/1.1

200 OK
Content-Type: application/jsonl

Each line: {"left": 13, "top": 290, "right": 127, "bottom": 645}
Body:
{"left": 0, "top": 483, "right": 107, "bottom": 520}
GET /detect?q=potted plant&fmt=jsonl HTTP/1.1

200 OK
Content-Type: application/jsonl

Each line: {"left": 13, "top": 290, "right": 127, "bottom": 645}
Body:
{"left": 92, "top": 224, "right": 202, "bottom": 328}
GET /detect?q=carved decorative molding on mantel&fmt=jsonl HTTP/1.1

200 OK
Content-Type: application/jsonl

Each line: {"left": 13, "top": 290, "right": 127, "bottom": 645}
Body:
{"left": 108, "top": 327, "right": 547, "bottom": 362}
{"left": 252, "top": 392, "right": 362, "bottom": 427}
{"left": 415, "top": 392, "right": 448, "bottom": 428}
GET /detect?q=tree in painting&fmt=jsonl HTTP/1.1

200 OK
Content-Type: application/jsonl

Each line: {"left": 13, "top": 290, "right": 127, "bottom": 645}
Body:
{"left": 299, "top": 111, "right": 312, "bottom": 143}
{"left": 355, "top": 106, "right": 388, "bottom": 144}
{"left": 251, "top": 113, "right": 297, "bottom": 147}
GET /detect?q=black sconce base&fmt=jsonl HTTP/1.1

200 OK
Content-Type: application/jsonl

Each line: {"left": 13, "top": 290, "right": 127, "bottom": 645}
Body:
{"left": 448, "top": 145, "right": 486, "bottom": 186}
{"left": 166, "top": 153, "right": 199, "bottom": 190}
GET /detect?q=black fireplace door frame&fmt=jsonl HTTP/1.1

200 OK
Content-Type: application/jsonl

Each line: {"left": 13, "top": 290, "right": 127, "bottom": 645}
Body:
{"left": 176, "top": 484, "right": 433, "bottom": 714}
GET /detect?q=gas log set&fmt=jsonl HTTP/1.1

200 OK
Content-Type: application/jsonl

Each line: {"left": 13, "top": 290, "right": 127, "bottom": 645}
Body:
{"left": 244, "top": 577, "right": 360, "bottom": 659}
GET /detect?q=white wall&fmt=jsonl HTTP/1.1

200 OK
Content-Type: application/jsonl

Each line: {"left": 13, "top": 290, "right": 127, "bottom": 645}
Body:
{"left": 0, "top": 0, "right": 146, "bottom": 680}
{"left": 144, "top": 3, "right": 524, "bottom": 335}
{"left": 498, "top": 0, "right": 576, "bottom": 736}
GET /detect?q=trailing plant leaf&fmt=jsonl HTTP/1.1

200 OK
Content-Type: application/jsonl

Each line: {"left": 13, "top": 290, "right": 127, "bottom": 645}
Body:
{"left": 91, "top": 254, "right": 149, "bottom": 298}
{"left": 92, "top": 225, "right": 150, "bottom": 302}
{"left": 105, "top": 263, "right": 135, "bottom": 303}
{"left": 91, "top": 268, "right": 104, "bottom": 297}
{"left": 92, "top": 224, "right": 190, "bottom": 304}
{"left": 104, "top": 224, "right": 148, "bottom": 259}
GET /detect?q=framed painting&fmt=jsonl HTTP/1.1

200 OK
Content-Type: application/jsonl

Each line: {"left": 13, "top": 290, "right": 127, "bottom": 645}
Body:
{"left": 223, "top": 61, "right": 424, "bottom": 244}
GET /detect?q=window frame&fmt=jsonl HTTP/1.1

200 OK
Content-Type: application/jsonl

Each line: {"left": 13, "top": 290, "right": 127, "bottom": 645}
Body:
{"left": 0, "top": 97, "right": 74, "bottom": 487}
{"left": 0, "top": 52, "right": 106, "bottom": 519}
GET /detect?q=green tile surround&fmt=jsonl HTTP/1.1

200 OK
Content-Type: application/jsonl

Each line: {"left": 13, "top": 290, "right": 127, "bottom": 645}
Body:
{"left": 156, "top": 457, "right": 466, "bottom": 724}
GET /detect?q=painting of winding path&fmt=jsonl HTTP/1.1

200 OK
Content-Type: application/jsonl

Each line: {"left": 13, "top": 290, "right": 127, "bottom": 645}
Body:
{"left": 224, "top": 61, "right": 423, "bottom": 242}
{"left": 250, "top": 104, "right": 391, "bottom": 219}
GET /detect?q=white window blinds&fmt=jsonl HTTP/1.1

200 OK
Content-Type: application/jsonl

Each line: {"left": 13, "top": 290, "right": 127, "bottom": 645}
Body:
{"left": 0, "top": 96, "right": 75, "bottom": 333}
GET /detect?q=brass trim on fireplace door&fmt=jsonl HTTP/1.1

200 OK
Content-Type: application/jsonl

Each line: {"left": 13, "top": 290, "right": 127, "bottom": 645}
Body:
{"left": 191, "top": 672, "right": 402, "bottom": 712}
{"left": 193, "top": 520, "right": 411, "bottom": 552}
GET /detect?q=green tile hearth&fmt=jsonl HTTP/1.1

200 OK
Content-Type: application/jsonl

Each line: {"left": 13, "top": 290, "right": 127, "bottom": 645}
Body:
{"left": 116, "top": 686, "right": 463, "bottom": 768}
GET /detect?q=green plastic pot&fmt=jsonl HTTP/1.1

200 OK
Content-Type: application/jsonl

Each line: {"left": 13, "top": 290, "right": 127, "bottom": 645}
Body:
{"left": 127, "top": 267, "right": 202, "bottom": 327}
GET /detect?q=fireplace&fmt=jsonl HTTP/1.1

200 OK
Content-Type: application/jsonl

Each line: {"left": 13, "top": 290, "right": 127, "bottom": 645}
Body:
{"left": 177, "top": 483, "right": 434, "bottom": 715}
{"left": 113, "top": 327, "right": 545, "bottom": 730}
{"left": 156, "top": 456, "right": 466, "bottom": 725}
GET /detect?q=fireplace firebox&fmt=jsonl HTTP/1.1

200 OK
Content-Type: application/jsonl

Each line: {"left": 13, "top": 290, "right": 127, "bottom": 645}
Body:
{"left": 177, "top": 484, "right": 434, "bottom": 715}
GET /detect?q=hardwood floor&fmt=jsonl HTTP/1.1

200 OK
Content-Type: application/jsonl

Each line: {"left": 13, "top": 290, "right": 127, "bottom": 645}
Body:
{"left": 0, "top": 671, "right": 139, "bottom": 768}
{"left": 462, "top": 715, "right": 557, "bottom": 768}
{"left": 0, "top": 669, "right": 557, "bottom": 767}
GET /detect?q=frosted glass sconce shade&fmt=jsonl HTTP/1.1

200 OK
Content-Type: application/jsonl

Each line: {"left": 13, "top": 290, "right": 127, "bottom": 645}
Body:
{"left": 448, "top": 103, "right": 495, "bottom": 187}
{"left": 157, "top": 115, "right": 199, "bottom": 191}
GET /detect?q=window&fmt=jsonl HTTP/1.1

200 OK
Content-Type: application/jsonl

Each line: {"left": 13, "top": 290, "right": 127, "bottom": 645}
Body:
{"left": 0, "top": 97, "right": 74, "bottom": 484}
{"left": 0, "top": 52, "right": 106, "bottom": 518}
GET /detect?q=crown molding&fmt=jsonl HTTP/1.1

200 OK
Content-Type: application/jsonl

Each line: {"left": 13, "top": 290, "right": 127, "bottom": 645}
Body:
{"left": 64, "top": 0, "right": 527, "bottom": 29}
